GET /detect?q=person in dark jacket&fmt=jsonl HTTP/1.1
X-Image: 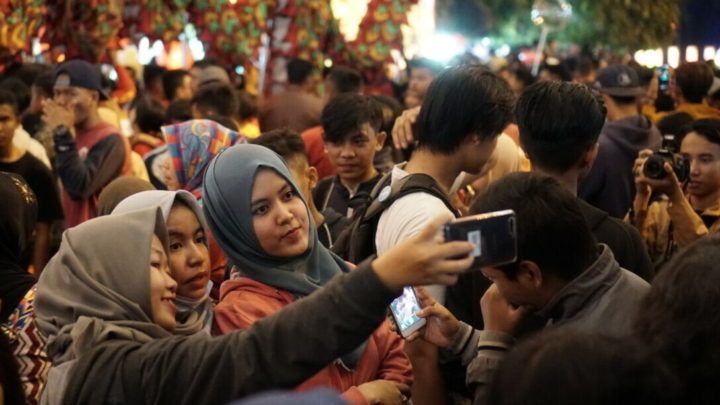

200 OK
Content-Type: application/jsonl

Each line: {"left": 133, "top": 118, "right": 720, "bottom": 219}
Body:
{"left": 35, "top": 205, "right": 474, "bottom": 404}
{"left": 579, "top": 64, "right": 662, "bottom": 218}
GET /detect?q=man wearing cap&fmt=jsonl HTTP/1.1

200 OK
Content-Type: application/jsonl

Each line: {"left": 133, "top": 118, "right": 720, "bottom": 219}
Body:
{"left": 579, "top": 64, "right": 662, "bottom": 218}
{"left": 43, "top": 59, "right": 132, "bottom": 228}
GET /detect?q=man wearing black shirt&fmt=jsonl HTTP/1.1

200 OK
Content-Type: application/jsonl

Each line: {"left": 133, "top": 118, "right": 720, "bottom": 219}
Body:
{"left": 0, "top": 90, "right": 63, "bottom": 273}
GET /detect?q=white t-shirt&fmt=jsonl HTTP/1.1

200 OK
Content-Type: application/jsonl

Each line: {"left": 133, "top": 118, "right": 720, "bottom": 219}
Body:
{"left": 14, "top": 127, "right": 50, "bottom": 168}
{"left": 375, "top": 165, "right": 454, "bottom": 303}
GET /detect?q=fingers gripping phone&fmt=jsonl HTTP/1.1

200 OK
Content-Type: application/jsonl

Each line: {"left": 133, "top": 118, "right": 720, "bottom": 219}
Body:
{"left": 389, "top": 287, "right": 426, "bottom": 338}
{"left": 443, "top": 209, "right": 517, "bottom": 270}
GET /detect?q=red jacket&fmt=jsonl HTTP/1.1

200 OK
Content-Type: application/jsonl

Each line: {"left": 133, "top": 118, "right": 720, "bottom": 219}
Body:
{"left": 214, "top": 277, "right": 413, "bottom": 405}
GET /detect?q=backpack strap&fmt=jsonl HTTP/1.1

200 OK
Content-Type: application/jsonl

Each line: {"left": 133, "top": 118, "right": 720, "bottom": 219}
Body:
{"left": 364, "top": 173, "right": 457, "bottom": 220}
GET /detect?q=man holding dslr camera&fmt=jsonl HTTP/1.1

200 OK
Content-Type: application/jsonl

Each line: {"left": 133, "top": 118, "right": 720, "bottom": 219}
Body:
{"left": 630, "top": 118, "right": 720, "bottom": 267}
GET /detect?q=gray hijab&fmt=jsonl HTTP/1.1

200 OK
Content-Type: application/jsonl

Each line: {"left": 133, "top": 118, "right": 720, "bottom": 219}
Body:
{"left": 113, "top": 190, "right": 213, "bottom": 335}
{"left": 203, "top": 144, "right": 365, "bottom": 369}
{"left": 202, "top": 143, "right": 351, "bottom": 295}
{"left": 35, "top": 208, "right": 172, "bottom": 366}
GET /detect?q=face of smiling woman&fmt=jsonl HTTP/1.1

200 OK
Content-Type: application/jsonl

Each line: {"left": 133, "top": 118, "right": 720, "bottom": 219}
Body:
{"left": 149, "top": 235, "right": 178, "bottom": 331}
{"left": 250, "top": 169, "right": 310, "bottom": 258}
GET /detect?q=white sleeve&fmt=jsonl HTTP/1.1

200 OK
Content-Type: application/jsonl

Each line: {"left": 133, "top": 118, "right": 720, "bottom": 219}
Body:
{"left": 375, "top": 193, "right": 453, "bottom": 303}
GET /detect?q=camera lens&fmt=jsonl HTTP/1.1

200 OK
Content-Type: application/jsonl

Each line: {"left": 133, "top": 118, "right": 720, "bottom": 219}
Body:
{"left": 643, "top": 156, "right": 667, "bottom": 179}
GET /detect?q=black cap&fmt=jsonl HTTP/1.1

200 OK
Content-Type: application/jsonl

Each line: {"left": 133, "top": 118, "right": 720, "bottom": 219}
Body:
{"left": 54, "top": 60, "right": 109, "bottom": 100}
{"left": 595, "top": 64, "right": 644, "bottom": 97}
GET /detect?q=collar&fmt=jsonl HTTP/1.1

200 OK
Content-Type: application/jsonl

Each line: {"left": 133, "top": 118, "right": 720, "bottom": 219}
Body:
{"left": 536, "top": 245, "right": 620, "bottom": 323}
{"left": 332, "top": 172, "right": 383, "bottom": 197}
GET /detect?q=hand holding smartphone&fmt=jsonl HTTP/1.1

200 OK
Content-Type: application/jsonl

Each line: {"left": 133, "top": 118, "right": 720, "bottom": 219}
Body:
{"left": 389, "top": 287, "right": 426, "bottom": 338}
{"left": 443, "top": 209, "right": 517, "bottom": 270}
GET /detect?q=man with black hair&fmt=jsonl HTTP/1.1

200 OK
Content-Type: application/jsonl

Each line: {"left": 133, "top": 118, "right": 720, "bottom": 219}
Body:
{"left": 631, "top": 118, "right": 720, "bottom": 267}
{"left": 377, "top": 64, "right": 514, "bottom": 405}
{"left": 252, "top": 129, "right": 350, "bottom": 248}
{"left": 313, "top": 94, "right": 386, "bottom": 218}
{"left": 579, "top": 64, "right": 662, "bottom": 218}
{"left": 0, "top": 90, "right": 63, "bottom": 273}
{"left": 130, "top": 97, "right": 166, "bottom": 156}
{"left": 649, "top": 62, "right": 720, "bottom": 122}
{"left": 143, "top": 64, "right": 166, "bottom": 106}
{"left": 162, "top": 69, "right": 193, "bottom": 103}
{"left": 190, "top": 83, "right": 239, "bottom": 127}
{"left": 301, "top": 65, "right": 365, "bottom": 179}
{"left": 405, "top": 58, "right": 443, "bottom": 108}
{"left": 260, "top": 58, "right": 323, "bottom": 133}
{"left": 413, "top": 172, "right": 649, "bottom": 405}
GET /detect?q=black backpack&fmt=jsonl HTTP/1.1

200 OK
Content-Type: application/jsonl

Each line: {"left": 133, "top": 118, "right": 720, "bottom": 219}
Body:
{"left": 331, "top": 171, "right": 457, "bottom": 263}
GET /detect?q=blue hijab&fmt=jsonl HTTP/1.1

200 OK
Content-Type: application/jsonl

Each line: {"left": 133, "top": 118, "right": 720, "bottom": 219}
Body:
{"left": 202, "top": 143, "right": 351, "bottom": 297}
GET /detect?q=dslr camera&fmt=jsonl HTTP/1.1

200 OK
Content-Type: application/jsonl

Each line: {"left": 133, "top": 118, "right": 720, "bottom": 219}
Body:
{"left": 643, "top": 134, "right": 690, "bottom": 182}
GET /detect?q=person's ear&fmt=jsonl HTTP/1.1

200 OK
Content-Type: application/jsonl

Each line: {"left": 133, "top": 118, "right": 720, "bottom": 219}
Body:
{"left": 517, "top": 260, "right": 543, "bottom": 288}
{"left": 306, "top": 165, "right": 319, "bottom": 190}
{"left": 375, "top": 131, "right": 387, "bottom": 151}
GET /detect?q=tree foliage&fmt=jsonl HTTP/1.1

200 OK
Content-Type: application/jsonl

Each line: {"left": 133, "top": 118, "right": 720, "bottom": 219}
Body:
{"left": 437, "top": 0, "right": 681, "bottom": 49}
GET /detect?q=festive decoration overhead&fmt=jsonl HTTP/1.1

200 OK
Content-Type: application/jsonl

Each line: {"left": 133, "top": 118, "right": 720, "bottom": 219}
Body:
{"left": 122, "top": 0, "right": 189, "bottom": 44}
{"left": 0, "top": 0, "right": 45, "bottom": 54}
{"left": 348, "top": 0, "right": 418, "bottom": 67}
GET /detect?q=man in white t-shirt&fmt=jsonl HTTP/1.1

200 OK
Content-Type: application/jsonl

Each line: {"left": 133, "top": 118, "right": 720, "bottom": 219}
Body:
{"left": 377, "top": 64, "right": 515, "bottom": 405}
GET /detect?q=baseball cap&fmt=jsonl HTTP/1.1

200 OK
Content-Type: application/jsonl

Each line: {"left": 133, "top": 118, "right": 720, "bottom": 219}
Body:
{"left": 54, "top": 60, "right": 109, "bottom": 100}
{"left": 197, "top": 66, "right": 230, "bottom": 88}
{"left": 595, "top": 64, "right": 644, "bottom": 97}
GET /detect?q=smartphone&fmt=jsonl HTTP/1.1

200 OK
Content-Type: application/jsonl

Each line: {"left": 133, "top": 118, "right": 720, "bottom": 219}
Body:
{"left": 389, "top": 287, "right": 426, "bottom": 338}
{"left": 658, "top": 64, "right": 670, "bottom": 93}
{"left": 443, "top": 209, "right": 517, "bottom": 270}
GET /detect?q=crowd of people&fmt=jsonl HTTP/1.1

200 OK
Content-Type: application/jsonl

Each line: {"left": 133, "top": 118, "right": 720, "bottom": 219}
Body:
{"left": 2, "top": 47, "right": 720, "bottom": 405}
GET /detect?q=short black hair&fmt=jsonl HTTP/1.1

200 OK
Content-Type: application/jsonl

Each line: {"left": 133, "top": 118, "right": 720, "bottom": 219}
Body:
{"left": 143, "top": 65, "right": 166, "bottom": 88}
{"left": 517, "top": 81, "right": 606, "bottom": 173}
{"left": 192, "top": 83, "right": 238, "bottom": 118}
{"left": 287, "top": 58, "right": 314, "bottom": 85}
{"left": 634, "top": 235, "right": 720, "bottom": 403}
{"left": 416, "top": 65, "right": 514, "bottom": 153}
{"left": 609, "top": 94, "right": 638, "bottom": 105}
{"left": 371, "top": 95, "right": 403, "bottom": 136}
{"left": 540, "top": 63, "right": 572, "bottom": 82}
{"left": 207, "top": 115, "right": 239, "bottom": 131}
{"left": 325, "top": 66, "right": 363, "bottom": 94}
{"left": 511, "top": 68, "right": 536, "bottom": 88}
{"left": 192, "top": 58, "right": 222, "bottom": 70}
{"left": 237, "top": 91, "right": 259, "bottom": 121}
{"left": 162, "top": 69, "right": 190, "bottom": 101}
{"left": 489, "top": 330, "right": 678, "bottom": 405}
{"left": 33, "top": 72, "right": 55, "bottom": 98}
{"left": 135, "top": 97, "right": 166, "bottom": 134}
{"left": 0, "top": 77, "right": 30, "bottom": 113}
{"left": 470, "top": 172, "right": 597, "bottom": 280}
{"left": 251, "top": 128, "right": 308, "bottom": 163}
{"left": 321, "top": 94, "right": 383, "bottom": 144}
{"left": 0, "top": 89, "right": 20, "bottom": 115}
{"left": 165, "top": 100, "right": 192, "bottom": 124}
{"left": 656, "top": 112, "right": 694, "bottom": 138}
{"left": 675, "top": 62, "right": 714, "bottom": 103}
{"left": 686, "top": 118, "right": 720, "bottom": 147}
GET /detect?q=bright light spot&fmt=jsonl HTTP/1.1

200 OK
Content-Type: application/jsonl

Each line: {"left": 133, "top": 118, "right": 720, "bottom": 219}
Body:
{"left": 57, "top": 54, "right": 66, "bottom": 63}
{"left": 324, "top": 58, "right": 333, "bottom": 68}
{"left": 634, "top": 48, "right": 664, "bottom": 68}
{"left": 686, "top": 46, "right": 699, "bottom": 62}
{"left": 472, "top": 43, "right": 490, "bottom": 61}
{"left": 235, "top": 65, "right": 245, "bottom": 75}
{"left": 715, "top": 51, "right": 720, "bottom": 67}
{"left": 391, "top": 49, "right": 407, "bottom": 70}
{"left": 703, "top": 46, "right": 715, "bottom": 61}
{"left": 229, "top": 0, "right": 237, "bottom": 3}
{"left": 138, "top": 37, "right": 152, "bottom": 65}
{"left": 189, "top": 38, "right": 205, "bottom": 61}
{"left": 331, "top": 0, "right": 370, "bottom": 42}
{"left": 166, "top": 41, "right": 184, "bottom": 70}
{"left": 667, "top": 46, "right": 680, "bottom": 68}
{"left": 497, "top": 44, "right": 511, "bottom": 58}
{"left": 481, "top": 37, "right": 491, "bottom": 46}
{"left": 32, "top": 38, "right": 41, "bottom": 56}
{"left": 420, "top": 32, "right": 464, "bottom": 62}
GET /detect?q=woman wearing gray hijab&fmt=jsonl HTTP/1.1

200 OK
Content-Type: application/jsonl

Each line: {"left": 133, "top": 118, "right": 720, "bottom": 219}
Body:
{"left": 35, "top": 203, "right": 475, "bottom": 404}
{"left": 112, "top": 190, "right": 213, "bottom": 335}
{"left": 207, "top": 144, "right": 412, "bottom": 403}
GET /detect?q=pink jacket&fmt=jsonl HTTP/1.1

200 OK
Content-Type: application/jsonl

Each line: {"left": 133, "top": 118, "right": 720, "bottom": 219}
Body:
{"left": 214, "top": 277, "right": 413, "bottom": 405}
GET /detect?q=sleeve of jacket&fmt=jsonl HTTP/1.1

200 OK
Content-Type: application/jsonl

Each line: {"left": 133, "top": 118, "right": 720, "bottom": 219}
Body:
{"left": 465, "top": 330, "right": 515, "bottom": 405}
{"left": 667, "top": 195, "right": 710, "bottom": 247}
{"left": 127, "top": 263, "right": 399, "bottom": 405}
{"left": 54, "top": 127, "right": 126, "bottom": 200}
{"left": 374, "top": 320, "right": 413, "bottom": 385}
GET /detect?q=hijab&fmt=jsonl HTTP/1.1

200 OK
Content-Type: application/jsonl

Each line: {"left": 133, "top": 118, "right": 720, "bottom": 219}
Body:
{"left": 96, "top": 176, "right": 155, "bottom": 216}
{"left": 35, "top": 208, "right": 172, "bottom": 366}
{"left": 112, "top": 190, "right": 213, "bottom": 335}
{"left": 0, "top": 172, "right": 38, "bottom": 323}
{"left": 164, "top": 119, "right": 246, "bottom": 198}
{"left": 202, "top": 144, "right": 365, "bottom": 368}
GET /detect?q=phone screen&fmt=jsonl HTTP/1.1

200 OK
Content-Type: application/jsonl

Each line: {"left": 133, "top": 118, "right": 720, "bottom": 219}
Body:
{"left": 658, "top": 65, "right": 670, "bottom": 92}
{"left": 443, "top": 210, "right": 517, "bottom": 270}
{"left": 389, "top": 287, "right": 425, "bottom": 335}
